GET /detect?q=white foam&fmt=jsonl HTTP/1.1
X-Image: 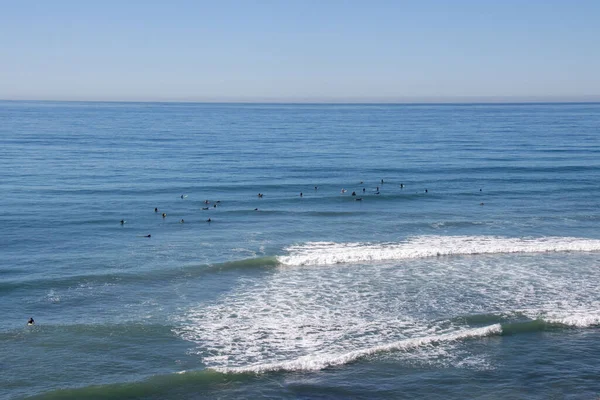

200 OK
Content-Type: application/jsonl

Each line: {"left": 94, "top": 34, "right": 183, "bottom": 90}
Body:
{"left": 213, "top": 324, "right": 502, "bottom": 373}
{"left": 277, "top": 236, "right": 600, "bottom": 266}
{"left": 176, "top": 242, "right": 600, "bottom": 374}
{"left": 544, "top": 313, "right": 600, "bottom": 328}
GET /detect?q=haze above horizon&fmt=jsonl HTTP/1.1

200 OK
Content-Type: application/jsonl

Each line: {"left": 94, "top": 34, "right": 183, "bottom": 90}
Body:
{"left": 1, "top": 1, "right": 599, "bottom": 103}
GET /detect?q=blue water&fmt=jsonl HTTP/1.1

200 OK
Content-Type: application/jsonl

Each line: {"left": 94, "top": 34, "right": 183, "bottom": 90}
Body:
{"left": 1, "top": 101, "right": 600, "bottom": 399}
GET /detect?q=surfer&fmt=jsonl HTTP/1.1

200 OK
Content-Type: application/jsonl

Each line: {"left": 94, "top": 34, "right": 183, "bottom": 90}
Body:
{"left": 28, "top": 317, "right": 34, "bottom": 325}
{"left": 400, "top": 183, "right": 404, "bottom": 189}
{"left": 154, "top": 207, "right": 158, "bottom": 212}
{"left": 363, "top": 188, "right": 366, "bottom": 193}
{"left": 300, "top": 192, "right": 303, "bottom": 197}
{"left": 425, "top": 189, "right": 428, "bottom": 193}
{"left": 206, "top": 218, "right": 212, "bottom": 223}
{"left": 145, "top": 234, "right": 151, "bottom": 238}
{"left": 352, "top": 191, "right": 356, "bottom": 196}
{"left": 162, "top": 213, "right": 167, "bottom": 218}
{"left": 202, "top": 207, "right": 209, "bottom": 210}
{"left": 180, "top": 219, "right": 185, "bottom": 223}
{"left": 120, "top": 220, "right": 124, "bottom": 225}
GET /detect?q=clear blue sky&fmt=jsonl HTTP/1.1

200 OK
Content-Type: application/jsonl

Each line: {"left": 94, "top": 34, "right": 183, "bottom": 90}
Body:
{"left": 1, "top": 0, "right": 599, "bottom": 102}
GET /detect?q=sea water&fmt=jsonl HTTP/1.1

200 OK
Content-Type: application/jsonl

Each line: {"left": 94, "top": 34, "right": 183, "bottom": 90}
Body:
{"left": 1, "top": 101, "right": 600, "bottom": 399}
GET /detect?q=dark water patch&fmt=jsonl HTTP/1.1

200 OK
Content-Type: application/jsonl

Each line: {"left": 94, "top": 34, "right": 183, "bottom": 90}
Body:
{"left": 0, "top": 256, "right": 279, "bottom": 295}
{"left": 0, "top": 322, "right": 175, "bottom": 342}
{"left": 27, "top": 369, "right": 255, "bottom": 400}
{"left": 450, "top": 313, "right": 600, "bottom": 335}
{"left": 500, "top": 320, "right": 565, "bottom": 335}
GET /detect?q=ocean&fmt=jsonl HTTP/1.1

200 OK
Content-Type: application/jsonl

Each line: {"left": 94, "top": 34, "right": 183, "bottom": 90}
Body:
{"left": 1, "top": 101, "right": 599, "bottom": 399}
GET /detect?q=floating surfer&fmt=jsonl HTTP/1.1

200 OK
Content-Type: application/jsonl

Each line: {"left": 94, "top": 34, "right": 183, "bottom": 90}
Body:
{"left": 28, "top": 317, "right": 34, "bottom": 326}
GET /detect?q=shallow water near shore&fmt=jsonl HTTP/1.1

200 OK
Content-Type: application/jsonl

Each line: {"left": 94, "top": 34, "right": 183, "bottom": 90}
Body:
{"left": 1, "top": 101, "right": 600, "bottom": 399}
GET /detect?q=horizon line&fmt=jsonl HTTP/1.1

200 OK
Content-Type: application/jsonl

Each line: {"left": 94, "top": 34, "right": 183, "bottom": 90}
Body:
{"left": 2, "top": 95, "right": 600, "bottom": 105}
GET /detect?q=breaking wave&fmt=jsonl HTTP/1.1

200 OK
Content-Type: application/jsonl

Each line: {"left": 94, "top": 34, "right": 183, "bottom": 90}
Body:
{"left": 277, "top": 235, "right": 600, "bottom": 266}
{"left": 211, "top": 324, "right": 502, "bottom": 373}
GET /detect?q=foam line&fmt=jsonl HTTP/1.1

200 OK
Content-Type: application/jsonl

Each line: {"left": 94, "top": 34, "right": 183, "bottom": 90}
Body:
{"left": 277, "top": 236, "right": 600, "bottom": 266}
{"left": 212, "top": 324, "right": 502, "bottom": 373}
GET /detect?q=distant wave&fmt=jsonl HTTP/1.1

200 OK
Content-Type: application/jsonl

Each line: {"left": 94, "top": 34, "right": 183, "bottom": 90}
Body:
{"left": 277, "top": 235, "right": 600, "bottom": 266}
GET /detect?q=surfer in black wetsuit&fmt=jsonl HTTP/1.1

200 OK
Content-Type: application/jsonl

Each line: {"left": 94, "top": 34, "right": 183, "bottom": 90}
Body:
{"left": 28, "top": 317, "right": 34, "bottom": 325}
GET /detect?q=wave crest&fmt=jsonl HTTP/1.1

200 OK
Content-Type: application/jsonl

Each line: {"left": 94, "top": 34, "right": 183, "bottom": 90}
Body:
{"left": 277, "top": 236, "right": 600, "bottom": 266}
{"left": 212, "top": 324, "right": 502, "bottom": 374}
